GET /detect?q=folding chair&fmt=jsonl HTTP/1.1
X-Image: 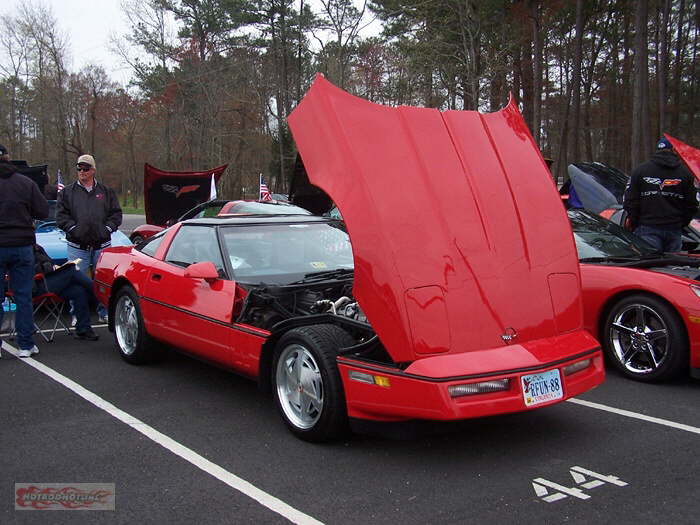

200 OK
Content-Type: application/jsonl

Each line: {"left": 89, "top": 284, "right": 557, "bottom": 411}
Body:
{"left": 7, "top": 274, "right": 72, "bottom": 343}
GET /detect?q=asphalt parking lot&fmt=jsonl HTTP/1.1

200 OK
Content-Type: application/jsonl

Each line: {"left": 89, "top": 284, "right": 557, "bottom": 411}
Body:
{"left": 1, "top": 323, "right": 699, "bottom": 524}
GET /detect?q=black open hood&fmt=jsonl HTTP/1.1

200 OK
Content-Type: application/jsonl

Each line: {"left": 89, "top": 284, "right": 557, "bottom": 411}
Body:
{"left": 143, "top": 163, "right": 228, "bottom": 226}
{"left": 288, "top": 154, "right": 334, "bottom": 215}
{"left": 12, "top": 160, "right": 48, "bottom": 195}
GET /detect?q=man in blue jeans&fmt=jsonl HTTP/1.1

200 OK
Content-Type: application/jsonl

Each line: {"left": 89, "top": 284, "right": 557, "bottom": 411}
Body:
{"left": 0, "top": 143, "right": 50, "bottom": 358}
{"left": 56, "top": 154, "right": 122, "bottom": 322}
{"left": 624, "top": 137, "right": 698, "bottom": 252}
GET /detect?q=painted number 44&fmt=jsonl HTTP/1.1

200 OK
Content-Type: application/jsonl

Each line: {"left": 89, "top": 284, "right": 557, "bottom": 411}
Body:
{"left": 533, "top": 466, "right": 628, "bottom": 503}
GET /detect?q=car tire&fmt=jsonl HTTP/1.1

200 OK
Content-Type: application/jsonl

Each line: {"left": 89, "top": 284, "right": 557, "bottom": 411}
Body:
{"left": 602, "top": 294, "right": 688, "bottom": 382}
{"left": 131, "top": 234, "right": 144, "bottom": 245}
{"left": 112, "top": 285, "right": 160, "bottom": 364}
{"left": 273, "top": 324, "right": 354, "bottom": 442}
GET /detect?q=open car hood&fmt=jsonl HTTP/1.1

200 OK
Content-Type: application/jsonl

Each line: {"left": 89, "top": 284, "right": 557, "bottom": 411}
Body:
{"left": 144, "top": 163, "right": 227, "bottom": 226}
{"left": 288, "top": 75, "right": 582, "bottom": 363}
{"left": 666, "top": 134, "right": 700, "bottom": 181}
{"left": 566, "top": 162, "right": 627, "bottom": 212}
{"left": 12, "top": 161, "right": 49, "bottom": 195}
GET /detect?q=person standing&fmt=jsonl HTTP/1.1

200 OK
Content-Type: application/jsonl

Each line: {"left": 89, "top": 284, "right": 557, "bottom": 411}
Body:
{"left": 56, "top": 154, "right": 122, "bottom": 322}
{"left": 0, "top": 144, "right": 50, "bottom": 358}
{"left": 623, "top": 137, "right": 698, "bottom": 252}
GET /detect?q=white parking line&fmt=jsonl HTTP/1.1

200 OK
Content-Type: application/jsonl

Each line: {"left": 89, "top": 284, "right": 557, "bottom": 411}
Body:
{"left": 567, "top": 398, "right": 700, "bottom": 435}
{"left": 1, "top": 342, "right": 323, "bottom": 525}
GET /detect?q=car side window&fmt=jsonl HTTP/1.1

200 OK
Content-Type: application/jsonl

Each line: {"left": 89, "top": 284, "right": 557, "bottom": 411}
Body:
{"left": 138, "top": 232, "right": 166, "bottom": 257}
{"left": 165, "top": 225, "right": 225, "bottom": 272}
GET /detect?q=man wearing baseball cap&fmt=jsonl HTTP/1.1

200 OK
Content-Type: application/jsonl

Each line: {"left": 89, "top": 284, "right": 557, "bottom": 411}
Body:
{"left": 0, "top": 143, "right": 49, "bottom": 358}
{"left": 623, "top": 137, "right": 698, "bottom": 252}
{"left": 56, "top": 154, "right": 122, "bottom": 324}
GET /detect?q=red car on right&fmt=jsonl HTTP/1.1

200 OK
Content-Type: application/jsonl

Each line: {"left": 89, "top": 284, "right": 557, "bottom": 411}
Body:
{"left": 570, "top": 209, "right": 700, "bottom": 382}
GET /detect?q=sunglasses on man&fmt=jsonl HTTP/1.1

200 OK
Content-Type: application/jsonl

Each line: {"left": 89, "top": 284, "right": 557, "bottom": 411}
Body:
{"left": 76, "top": 165, "right": 93, "bottom": 172}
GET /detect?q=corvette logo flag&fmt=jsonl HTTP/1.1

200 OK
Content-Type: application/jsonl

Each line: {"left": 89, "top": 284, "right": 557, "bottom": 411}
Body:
{"left": 209, "top": 173, "right": 217, "bottom": 200}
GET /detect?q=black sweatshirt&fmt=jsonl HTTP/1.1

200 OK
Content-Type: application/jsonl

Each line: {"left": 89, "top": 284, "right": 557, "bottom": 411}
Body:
{"left": 56, "top": 180, "right": 122, "bottom": 249}
{"left": 623, "top": 150, "right": 698, "bottom": 229}
{"left": 0, "top": 161, "right": 50, "bottom": 247}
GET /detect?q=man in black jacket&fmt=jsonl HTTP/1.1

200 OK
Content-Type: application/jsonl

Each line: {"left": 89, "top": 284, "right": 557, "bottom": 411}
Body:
{"left": 623, "top": 137, "right": 698, "bottom": 252}
{"left": 0, "top": 144, "right": 50, "bottom": 358}
{"left": 56, "top": 154, "right": 122, "bottom": 322}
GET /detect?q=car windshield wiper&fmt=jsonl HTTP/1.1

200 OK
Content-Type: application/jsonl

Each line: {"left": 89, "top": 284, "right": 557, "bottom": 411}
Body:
{"left": 287, "top": 268, "right": 354, "bottom": 284}
{"left": 579, "top": 256, "right": 640, "bottom": 263}
{"left": 580, "top": 253, "right": 699, "bottom": 268}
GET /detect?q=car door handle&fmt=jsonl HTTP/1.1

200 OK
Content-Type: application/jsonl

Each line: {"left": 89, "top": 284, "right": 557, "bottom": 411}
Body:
{"left": 151, "top": 273, "right": 162, "bottom": 281}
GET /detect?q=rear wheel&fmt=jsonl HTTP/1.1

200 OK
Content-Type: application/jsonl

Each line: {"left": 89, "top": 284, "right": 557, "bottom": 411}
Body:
{"left": 113, "top": 286, "right": 160, "bottom": 364}
{"left": 602, "top": 294, "right": 688, "bottom": 382}
{"left": 273, "top": 325, "right": 354, "bottom": 442}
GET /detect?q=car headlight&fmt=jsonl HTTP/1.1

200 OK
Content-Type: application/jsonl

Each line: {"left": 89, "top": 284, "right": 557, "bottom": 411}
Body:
{"left": 563, "top": 358, "right": 591, "bottom": 376}
{"left": 691, "top": 284, "right": 700, "bottom": 299}
{"left": 448, "top": 379, "right": 510, "bottom": 398}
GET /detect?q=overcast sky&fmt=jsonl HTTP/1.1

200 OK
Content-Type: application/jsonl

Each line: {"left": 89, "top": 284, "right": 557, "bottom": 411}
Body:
{"left": 7, "top": 0, "right": 134, "bottom": 84}
{"left": 5, "top": 0, "right": 381, "bottom": 87}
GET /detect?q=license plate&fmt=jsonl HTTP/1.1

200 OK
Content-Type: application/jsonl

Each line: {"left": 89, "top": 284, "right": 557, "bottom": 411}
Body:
{"left": 521, "top": 369, "right": 563, "bottom": 407}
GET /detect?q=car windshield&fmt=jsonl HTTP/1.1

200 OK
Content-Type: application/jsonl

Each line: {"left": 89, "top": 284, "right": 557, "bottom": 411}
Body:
{"left": 225, "top": 201, "right": 311, "bottom": 215}
{"left": 568, "top": 209, "right": 658, "bottom": 259}
{"left": 221, "top": 222, "right": 353, "bottom": 284}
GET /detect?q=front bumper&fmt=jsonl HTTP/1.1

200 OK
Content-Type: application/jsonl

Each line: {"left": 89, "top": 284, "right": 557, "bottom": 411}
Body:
{"left": 338, "top": 331, "right": 604, "bottom": 422}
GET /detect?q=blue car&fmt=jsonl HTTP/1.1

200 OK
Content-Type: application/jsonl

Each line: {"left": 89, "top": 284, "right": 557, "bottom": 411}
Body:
{"left": 36, "top": 200, "right": 132, "bottom": 264}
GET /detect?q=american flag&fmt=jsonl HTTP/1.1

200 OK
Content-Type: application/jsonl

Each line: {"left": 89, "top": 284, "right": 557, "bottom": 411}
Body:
{"left": 56, "top": 169, "right": 65, "bottom": 191}
{"left": 259, "top": 174, "right": 272, "bottom": 201}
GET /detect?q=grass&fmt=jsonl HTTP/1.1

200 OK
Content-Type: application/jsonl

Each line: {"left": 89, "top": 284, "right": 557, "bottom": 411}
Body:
{"left": 121, "top": 205, "right": 145, "bottom": 215}
{"left": 119, "top": 196, "right": 145, "bottom": 215}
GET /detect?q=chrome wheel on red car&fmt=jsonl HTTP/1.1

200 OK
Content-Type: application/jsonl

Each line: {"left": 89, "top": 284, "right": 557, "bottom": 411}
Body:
{"left": 115, "top": 293, "right": 138, "bottom": 355}
{"left": 273, "top": 325, "right": 353, "bottom": 442}
{"left": 603, "top": 294, "right": 688, "bottom": 382}
{"left": 276, "top": 344, "right": 324, "bottom": 430}
{"left": 113, "top": 286, "right": 160, "bottom": 364}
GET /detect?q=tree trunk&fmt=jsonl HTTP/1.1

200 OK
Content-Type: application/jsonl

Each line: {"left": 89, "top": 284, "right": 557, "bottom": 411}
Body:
{"left": 671, "top": 0, "right": 687, "bottom": 131}
{"left": 530, "top": 0, "right": 542, "bottom": 145}
{"left": 658, "top": 0, "right": 671, "bottom": 136}
{"left": 631, "top": 0, "right": 650, "bottom": 167}
{"left": 570, "top": 0, "right": 584, "bottom": 162}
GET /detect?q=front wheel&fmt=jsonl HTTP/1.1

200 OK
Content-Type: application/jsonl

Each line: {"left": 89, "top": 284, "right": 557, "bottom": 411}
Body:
{"left": 602, "top": 294, "right": 688, "bottom": 382}
{"left": 273, "top": 325, "right": 354, "bottom": 442}
{"left": 113, "top": 286, "right": 160, "bottom": 364}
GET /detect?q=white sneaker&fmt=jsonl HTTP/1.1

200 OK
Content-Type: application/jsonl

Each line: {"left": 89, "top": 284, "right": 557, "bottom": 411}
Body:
{"left": 71, "top": 315, "right": 77, "bottom": 327}
{"left": 18, "top": 345, "right": 39, "bottom": 358}
{"left": 98, "top": 314, "right": 108, "bottom": 323}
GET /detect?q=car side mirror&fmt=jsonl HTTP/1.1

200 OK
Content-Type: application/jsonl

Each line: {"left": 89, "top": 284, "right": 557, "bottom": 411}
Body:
{"left": 184, "top": 261, "right": 219, "bottom": 282}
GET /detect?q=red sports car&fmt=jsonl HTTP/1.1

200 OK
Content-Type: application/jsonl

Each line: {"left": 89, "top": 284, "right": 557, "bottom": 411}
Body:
{"left": 95, "top": 76, "right": 603, "bottom": 441}
{"left": 571, "top": 209, "right": 700, "bottom": 381}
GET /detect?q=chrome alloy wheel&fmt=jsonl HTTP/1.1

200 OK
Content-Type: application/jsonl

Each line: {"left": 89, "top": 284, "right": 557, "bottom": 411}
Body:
{"left": 609, "top": 303, "right": 669, "bottom": 375}
{"left": 275, "top": 344, "right": 324, "bottom": 430}
{"left": 114, "top": 293, "right": 139, "bottom": 356}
